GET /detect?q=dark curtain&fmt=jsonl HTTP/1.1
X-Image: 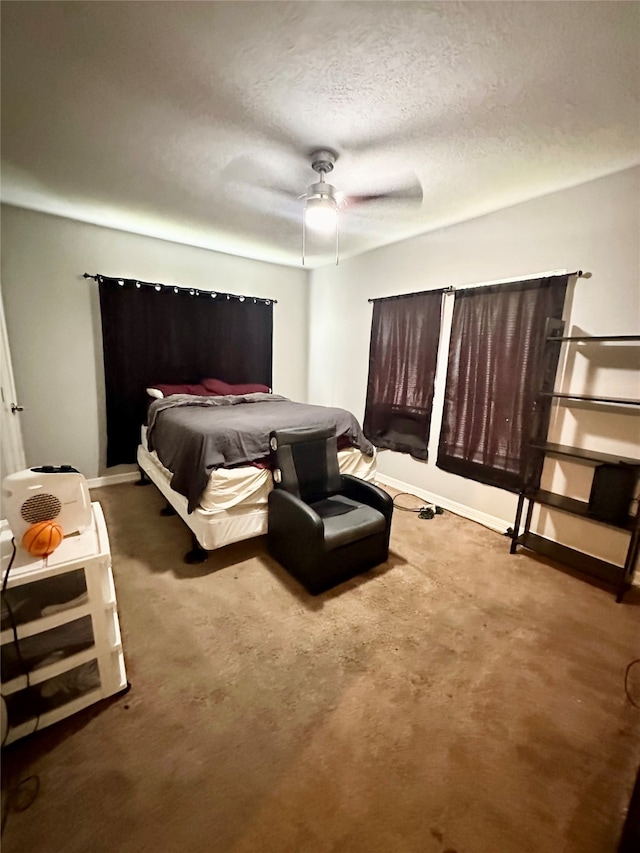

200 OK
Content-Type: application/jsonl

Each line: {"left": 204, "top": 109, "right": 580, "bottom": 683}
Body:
{"left": 437, "top": 275, "right": 568, "bottom": 491}
{"left": 363, "top": 289, "right": 443, "bottom": 460}
{"left": 99, "top": 277, "right": 273, "bottom": 467}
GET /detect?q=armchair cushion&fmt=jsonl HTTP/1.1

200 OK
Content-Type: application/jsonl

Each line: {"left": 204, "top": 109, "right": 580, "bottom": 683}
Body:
{"left": 310, "top": 495, "right": 386, "bottom": 550}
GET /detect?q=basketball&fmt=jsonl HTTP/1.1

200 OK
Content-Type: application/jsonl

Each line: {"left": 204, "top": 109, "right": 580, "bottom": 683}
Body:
{"left": 21, "top": 520, "right": 64, "bottom": 557}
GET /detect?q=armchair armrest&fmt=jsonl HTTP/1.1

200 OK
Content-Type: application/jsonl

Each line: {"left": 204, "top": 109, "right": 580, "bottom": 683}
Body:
{"left": 268, "top": 489, "right": 324, "bottom": 539}
{"left": 339, "top": 475, "right": 393, "bottom": 521}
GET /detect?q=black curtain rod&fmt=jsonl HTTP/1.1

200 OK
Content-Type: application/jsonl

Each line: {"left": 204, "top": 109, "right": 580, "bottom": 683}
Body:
{"left": 83, "top": 273, "right": 277, "bottom": 304}
{"left": 367, "top": 285, "right": 452, "bottom": 304}
{"left": 367, "top": 270, "right": 585, "bottom": 303}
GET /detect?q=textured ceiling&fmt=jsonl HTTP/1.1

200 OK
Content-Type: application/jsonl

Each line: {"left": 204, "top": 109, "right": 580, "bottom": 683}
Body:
{"left": 2, "top": 1, "right": 639, "bottom": 268}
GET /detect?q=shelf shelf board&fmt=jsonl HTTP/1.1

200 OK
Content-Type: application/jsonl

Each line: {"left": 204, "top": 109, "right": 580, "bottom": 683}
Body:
{"left": 3, "top": 687, "right": 105, "bottom": 746}
{"left": 541, "top": 392, "right": 640, "bottom": 406}
{"left": 0, "top": 603, "right": 93, "bottom": 645}
{"left": 528, "top": 489, "right": 637, "bottom": 531}
{"left": 1, "top": 646, "right": 98, "bottom": 695}
{"left": 531, "top": 442, "right": 640, "bottom": 467}
{"left": 514, "top": 532, "right": 627, "bottom": 587}
{"left": 546, "top": 335, "right": 640, "bottom": 342}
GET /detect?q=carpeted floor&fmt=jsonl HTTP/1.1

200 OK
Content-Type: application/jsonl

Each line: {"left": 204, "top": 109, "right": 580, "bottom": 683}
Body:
{"left": 2, "top": 481, "right": 639, "bottom": 853}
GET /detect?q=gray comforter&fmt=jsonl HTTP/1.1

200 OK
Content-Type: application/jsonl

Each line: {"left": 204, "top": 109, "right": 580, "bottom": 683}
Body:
{"left": 146, "top": 393, "right": 374, "bottom": 512}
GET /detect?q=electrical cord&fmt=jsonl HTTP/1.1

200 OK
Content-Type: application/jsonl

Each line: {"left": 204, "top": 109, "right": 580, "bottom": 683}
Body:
{"left": 392, "top": 492, "right": 444, "bottom": 519}
{"left": 2, "top": 538, "right": 42, "bottom": 743}
{"left": 1, "top": 538, "right": 19, "bottom": 747}
{"left": 1, "top": 537, "right": 16, "bottom": 594}
{"left": 1, "top": 775, "right": 40, "bottom": 836}
{"left": 1, "top": 537, "right": 41, "bottom": 832}
{"left": 625, "top": 658, "right": 640, "bottom": 710}
{"left": 2, "top": 596, "right": 41, "bottom": 745}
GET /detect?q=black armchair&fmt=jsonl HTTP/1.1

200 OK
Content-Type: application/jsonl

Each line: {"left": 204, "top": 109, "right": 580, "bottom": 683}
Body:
{"left": 267, "top": 426, "right": 393, "bottom": 594}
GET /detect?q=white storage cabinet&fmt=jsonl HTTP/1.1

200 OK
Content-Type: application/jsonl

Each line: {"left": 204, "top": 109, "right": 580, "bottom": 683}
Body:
{"left": 1, "top": 502, "right": 127, "bottom": 744}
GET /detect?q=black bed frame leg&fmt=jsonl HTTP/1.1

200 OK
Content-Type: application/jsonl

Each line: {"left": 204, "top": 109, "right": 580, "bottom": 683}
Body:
{"left": 160, "top": 502, "right": 177, "bottom": 516}
{"left": 185, "top": 534, "right": 208, "bottom": 564}
{"left": 136, "top": 465, "right": 151, "bottom": 486}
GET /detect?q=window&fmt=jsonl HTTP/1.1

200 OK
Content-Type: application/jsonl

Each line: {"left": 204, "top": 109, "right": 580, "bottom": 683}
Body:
{"left": 99, "top": 276, "right": 273, "bottom": 466}
{"left": 364, "top": 289, "right": 443, "bottom": 460}
{"left": 437, "top": 275, "right": 568, "bottom": 491}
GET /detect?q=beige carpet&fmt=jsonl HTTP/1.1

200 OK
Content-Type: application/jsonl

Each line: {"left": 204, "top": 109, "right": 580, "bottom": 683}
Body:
{"left": 2, "top": 481, "right": 639, "bottom": 853}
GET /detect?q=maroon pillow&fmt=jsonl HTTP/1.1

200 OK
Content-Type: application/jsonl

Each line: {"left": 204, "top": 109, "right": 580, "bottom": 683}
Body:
{"left": 201, "top": 377, "right": 234, "bottom": 395}
{"left": 201, "top": 377, "right": 271, "bottom": 395}
{"left": 152, "top": 383, "right": 210, "bottom": 397}
{"left": 201, "top": 377, "right": 271, "bottom": 396}
{"left": 228, "top": 382, "right": 271, "bottom": 395}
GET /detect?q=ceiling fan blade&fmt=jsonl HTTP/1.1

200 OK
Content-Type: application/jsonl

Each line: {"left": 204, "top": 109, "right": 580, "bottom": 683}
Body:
{"left": 339, "top": 164, "right": 423, "bottom": 209}
{"left": 346, "top": 186, "right": 423, "bottom": 207}
{"left": 343, "top": 180, "right": 423, "bottom": 215}
{"left": 219, "top": 151, "right": 307, "bottom": 199}
{"left": 226, "top": 181, "right": 301, "bottom": 223}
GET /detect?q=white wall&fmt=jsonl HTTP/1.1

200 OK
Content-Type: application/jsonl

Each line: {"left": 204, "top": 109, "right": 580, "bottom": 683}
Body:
{"left": 1, "top": 206, "right": 308, "bottom": 479}
{"left": 3, "top": 170, "right": 638, "bottom": 565}
{"left": 309, "top": 167, "right": 640, "bottom": 564}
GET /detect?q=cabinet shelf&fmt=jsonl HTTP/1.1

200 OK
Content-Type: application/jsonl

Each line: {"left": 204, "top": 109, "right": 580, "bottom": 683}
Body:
{"left": 528, "top": 488, "right": 636, "bottom": 531}
{"left": 2, "top": 645, "right": 99, "bottom": 695}
{"left": 541, "top": 392, "right": 640, "bottom": 406}
{"left": 530, "top": 442, "right": 640, "bottom": 467}
{"left": 546, "top": 335, "right": 640, "bottom": 342}
{"left": 1, "top": 503, "right": 128, "bottom": 744}
{"left": 6, "top": 687, "right": 106, "bottom": 743}
{"left": 0, "top": 602, "right": 94, "bottom": 645}
{"left": 514, "top": 533, "right": 627, "bottom": 588}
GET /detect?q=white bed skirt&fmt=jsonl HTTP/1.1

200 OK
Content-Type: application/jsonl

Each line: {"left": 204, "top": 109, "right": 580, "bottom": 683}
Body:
{"left": 136, "top": 442, "right": 377, "bottom": 552}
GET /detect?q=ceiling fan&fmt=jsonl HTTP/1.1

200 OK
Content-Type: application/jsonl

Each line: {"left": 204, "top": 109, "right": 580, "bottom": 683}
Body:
{"left": 300, "top": 148, "right": 423, "bottom": 264}
{"left": 220, "top": 144, "right": 423, "bottom": 263}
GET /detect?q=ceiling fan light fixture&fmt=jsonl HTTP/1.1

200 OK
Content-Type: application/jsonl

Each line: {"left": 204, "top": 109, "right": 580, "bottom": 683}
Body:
{"left": 304, "top": 194, "right": 338, "bottom": 233}
{"left": 302, "top": 149, "right": 340, "bottom": 266}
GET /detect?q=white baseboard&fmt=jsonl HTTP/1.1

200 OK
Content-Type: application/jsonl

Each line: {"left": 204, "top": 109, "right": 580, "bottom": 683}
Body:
{"left": 375, "top": 473, "right": 511, "bottom": 534}
{"left": 87, "top": 468, "right": 511, "bottom": 533}
{"left": 87, "top": 471, "right": 139, "bottom": 489}
{"left": 89, "top": 467, "right": 638, "bottom": 589}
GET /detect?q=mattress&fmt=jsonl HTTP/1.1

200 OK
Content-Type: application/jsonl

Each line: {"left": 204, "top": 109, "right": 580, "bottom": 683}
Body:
{"left": 137, "top": 442, "right": 268, "bottom": 550}
{"left": 146, "top": 392, "right": 374, "bottom": 512}
{"left": 139, "top": 425, "right": 377, "bottom": 513}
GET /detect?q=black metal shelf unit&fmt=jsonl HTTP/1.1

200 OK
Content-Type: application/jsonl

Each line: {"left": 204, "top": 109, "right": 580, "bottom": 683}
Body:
{"left": 510, "top": 322, "right": 640, "bottom": 602}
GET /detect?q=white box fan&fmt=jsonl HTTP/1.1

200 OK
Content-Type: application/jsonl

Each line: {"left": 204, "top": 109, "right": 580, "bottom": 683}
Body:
{"left": 2, "top": 466, "right": 92, "bottom": 544}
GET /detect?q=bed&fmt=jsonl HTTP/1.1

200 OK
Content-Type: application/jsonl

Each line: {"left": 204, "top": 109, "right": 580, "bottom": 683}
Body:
{"left": 136, "top": 391, "right": 377, "bottom": 558}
